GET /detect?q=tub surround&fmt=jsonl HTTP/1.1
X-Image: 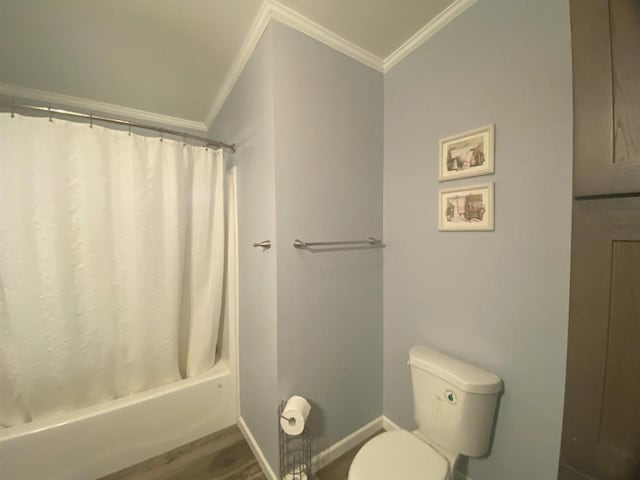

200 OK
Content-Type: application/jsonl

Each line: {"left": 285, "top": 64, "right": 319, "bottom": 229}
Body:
{"left": 0, "top": 363, "right": 236, "bottom": 480}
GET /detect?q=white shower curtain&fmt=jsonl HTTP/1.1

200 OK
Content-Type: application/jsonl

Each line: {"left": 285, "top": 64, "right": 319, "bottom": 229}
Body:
{"left": 0, "top": 113, "right": 228, "bottom": 427}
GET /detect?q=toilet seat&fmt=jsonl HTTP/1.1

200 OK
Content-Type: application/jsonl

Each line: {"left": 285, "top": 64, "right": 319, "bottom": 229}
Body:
{"left": 348, "top": 430, "right": 449, "bottom": 480}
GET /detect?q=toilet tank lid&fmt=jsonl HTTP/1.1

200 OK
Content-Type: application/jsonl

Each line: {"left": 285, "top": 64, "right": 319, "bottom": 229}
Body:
{"left": 409, "top": 346, "right": 503, "bottom": 394}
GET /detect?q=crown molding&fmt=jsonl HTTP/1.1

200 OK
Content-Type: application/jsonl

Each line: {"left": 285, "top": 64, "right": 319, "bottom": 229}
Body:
{"left": 383, "top": 0, "right": 476, "bottom": 73}
{"left": 203, "top": 0, "right": 273, "bottom": 128}
{"left": 268, "top": 1, "right": 384, "bottom": 73}
{"left": 204, "top": 0, "right": 384, "bottom": 128}
{"left": 0, "top": 82, "right": 208, "bottom": 132}
{"left": 3, "top": 0, "right": 476, "bottom": 131}
{"left": 207, "top": 0, "right": 475, "bottom": 127}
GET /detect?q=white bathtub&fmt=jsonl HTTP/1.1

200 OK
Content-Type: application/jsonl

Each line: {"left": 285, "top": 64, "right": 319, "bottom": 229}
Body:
{"left": 0, "top": 361, "right": 237, "bottom": 480}
{"left": 0, "top": 168, "right": 240, "bottom": 480}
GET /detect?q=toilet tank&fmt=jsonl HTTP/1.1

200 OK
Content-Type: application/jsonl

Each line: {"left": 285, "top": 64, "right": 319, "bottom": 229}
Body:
{"left": 408, "top": 346, "right": 502, "bottom": 457}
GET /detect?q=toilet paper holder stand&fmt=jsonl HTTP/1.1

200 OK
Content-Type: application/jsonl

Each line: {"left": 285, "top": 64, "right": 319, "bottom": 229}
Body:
{"left": 279, "top": 401, "right": 312, "bottom": 479}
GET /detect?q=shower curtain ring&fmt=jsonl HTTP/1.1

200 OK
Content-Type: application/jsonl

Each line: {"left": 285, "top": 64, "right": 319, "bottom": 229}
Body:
{"left": 48, "top": 107, "right": 53, "bottom": 122}
{"left": 160, "top": 131, "right": 163, "bottom": 142}
{"left": 128, "top": 125, "right": 132, "bottom": 136}
{"left": 10, "top": 101, "right": 15, "bottom": 118}
{"left": 89, "top": 114, "right": 93, "bottom": 128}
{"left": 183, "top": 135, "right": 187, "bottom": 146}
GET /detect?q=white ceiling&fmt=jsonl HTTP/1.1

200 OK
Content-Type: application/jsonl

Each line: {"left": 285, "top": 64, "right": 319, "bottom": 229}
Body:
{"left": 0, "top": 0, "right": 458, "bottom": 128}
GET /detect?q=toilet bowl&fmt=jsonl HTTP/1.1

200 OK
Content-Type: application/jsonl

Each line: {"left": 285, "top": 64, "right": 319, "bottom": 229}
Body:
{"left": 348, "top": 430, "right": 451, "bottom": 480}
{"left": 348, "top": 346, "right": 502, "bottom": 479}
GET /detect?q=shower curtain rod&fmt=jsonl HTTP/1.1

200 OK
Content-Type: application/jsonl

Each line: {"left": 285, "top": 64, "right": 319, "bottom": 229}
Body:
{"left": 2, "top": 101, "right": 236, "bottom": 153}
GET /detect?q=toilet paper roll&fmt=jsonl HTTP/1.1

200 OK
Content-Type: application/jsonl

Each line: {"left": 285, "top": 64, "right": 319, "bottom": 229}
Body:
{"left": 280, "top": 395, "right": 311, "bottom": 436}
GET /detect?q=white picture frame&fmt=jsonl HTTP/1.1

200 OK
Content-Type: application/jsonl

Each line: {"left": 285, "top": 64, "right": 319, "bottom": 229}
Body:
{"left": 439, "top": 124, "right": 495, "bottom": 181}
{"left": 438, "top": 183, "right": 494, "bottom": 231}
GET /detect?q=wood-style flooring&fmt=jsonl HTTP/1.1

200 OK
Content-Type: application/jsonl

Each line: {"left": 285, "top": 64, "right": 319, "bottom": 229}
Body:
{"left": 101, "top": 425, "right": 382, "bottom": 480}
{"left": 100, "top": 425, "right": 266, "bottom": 480}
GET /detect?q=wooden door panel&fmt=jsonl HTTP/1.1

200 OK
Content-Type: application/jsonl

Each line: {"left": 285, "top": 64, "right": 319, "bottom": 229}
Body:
{"left": 561, "top": 200, "right": 617, "bottom": 470}
{"left": 600, "top": 241, "right": 640, "bottom": 453}
{"left": 571, "top": 0, "right": 614, "bottom": 197}
{"left": 560, "top": 198, "right": 640, "bottom": 479}
{"left": 611, "top": 0, "right": 640, "bottom": 167}
{"left": 597, "top": 241, "right": 640, "bottom": 478}
{"left": 572, "top": 0, "right": 640, "bottom": 196}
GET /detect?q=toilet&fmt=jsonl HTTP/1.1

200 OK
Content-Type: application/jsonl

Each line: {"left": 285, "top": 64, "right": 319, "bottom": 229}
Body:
{"left": 348, "top": 346, "right": 503, "bottom": 480}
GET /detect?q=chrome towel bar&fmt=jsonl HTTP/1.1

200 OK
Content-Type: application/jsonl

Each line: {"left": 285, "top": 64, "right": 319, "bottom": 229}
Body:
{"left": 292, "top": 237, "right": 383, "bottom": 249}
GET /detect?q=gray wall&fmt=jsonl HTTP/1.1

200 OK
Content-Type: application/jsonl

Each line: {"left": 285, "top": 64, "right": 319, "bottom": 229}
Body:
{"left": 213, "top": 3, "right": 572, "bottom": 476}
{"left": 211, "top": 25, "right": 280, "bottom": 468}
{"left": 272, "top": 22, "right": 384, "bottom": 454}
{"left": 383, "top": 1, "right": 573, "bottom": 480}
{"left": 212, "top": 21, "right": 384, "bottom": 471}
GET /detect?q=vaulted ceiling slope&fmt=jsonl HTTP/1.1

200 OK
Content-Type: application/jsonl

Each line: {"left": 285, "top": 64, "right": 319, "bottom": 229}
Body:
{"left": 0, "top": 0, "right": 467, "bottom": 130}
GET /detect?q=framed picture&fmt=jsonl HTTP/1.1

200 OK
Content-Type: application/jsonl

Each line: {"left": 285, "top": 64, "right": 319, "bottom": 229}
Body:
{"left": 439, "top": 124, "right": 494, "bottom": 181}
{"left": 438, "top": 183, "right": 494, "bottom": 231}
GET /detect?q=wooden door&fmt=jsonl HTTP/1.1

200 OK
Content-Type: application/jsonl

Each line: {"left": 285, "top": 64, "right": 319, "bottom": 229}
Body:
{"left": 562, "top": 2, "right": 640, "bottom": 477}
{"left": 572, "top": 0, "right": 640, "bottom": 197}
{"left": 559, "top": 198, "right": 640, "bottom": 480}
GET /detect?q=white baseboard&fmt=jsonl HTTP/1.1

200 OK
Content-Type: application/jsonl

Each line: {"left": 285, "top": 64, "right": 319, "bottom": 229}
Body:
{"left": 237, "top": 416, "right": 278, "bottom": 480}
{"left": 381, "top": 415, "right": 401, "bottom": 432}
{"left": 239, "top": 414, "right": 471, "bottom": 480}
{"left": 238, "top": 415, "right": 382, "bottom": 479}
{"left": 311, "top": 416, "right": 384, "bottom": 472}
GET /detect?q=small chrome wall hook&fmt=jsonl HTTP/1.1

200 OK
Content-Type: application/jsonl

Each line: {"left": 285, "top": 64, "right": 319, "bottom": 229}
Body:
{"left": 253, "top": 240, "right": 271, "bottom": 250}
